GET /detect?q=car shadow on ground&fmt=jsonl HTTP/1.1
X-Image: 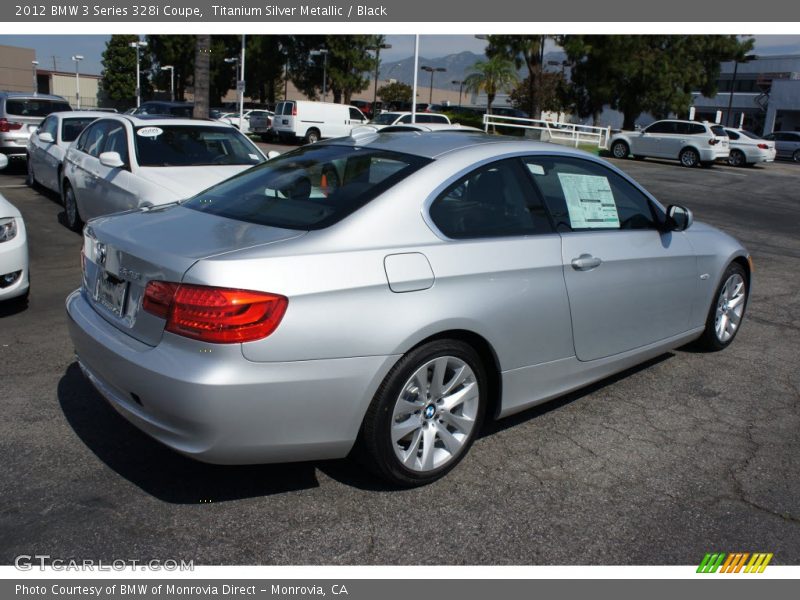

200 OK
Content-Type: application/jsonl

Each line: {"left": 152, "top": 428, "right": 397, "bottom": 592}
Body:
{"left": 58, "top": 362, "right": 322, "bottom": 503}
{"left": 0, "top": 296, "right": 29, "bottom": 317}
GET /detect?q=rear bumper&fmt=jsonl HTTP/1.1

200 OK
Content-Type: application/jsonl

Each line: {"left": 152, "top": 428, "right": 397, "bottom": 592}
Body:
{"left": 66, "top": 288, "right": 398, "bottom": 465}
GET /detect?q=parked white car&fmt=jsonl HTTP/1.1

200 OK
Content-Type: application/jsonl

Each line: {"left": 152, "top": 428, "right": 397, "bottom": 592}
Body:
{"left": 271, "top": 101, "right": 368, "bottom": 144}
{"left": 723, "top": 128, "right": 776, "bottom": 167}
{"left": 218, "top": 110, "right": 274, "bottom": 136}
{"left": 610, "top": 120, "right": 730, "bottom": 168}
{"left": 369, "top": 112, "right": 451, "bottom": 130}
{"left": 26, "top": 111, "right": 109, "bottom": 196}
{"left": 0, "top": 191, "right": 29, "bottom": 302}
{"left": 61, "top": 115, "right": 267, "bottom": 231}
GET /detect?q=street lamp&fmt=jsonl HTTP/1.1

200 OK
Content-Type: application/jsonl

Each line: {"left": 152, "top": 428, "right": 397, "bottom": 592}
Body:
{"left": 161, "top": 65, "right": 175, "bottom": 102}
{"left": 71, "top": 55, "right": 83, "bottom": 109}
{"left": 420, "top": 66, "right": 446, "bottom": 104}
{"left": 309, "top": 49, "right": 329, "bottom": 102}
{"left": 451, "top": 79, "right": 464, "bottom": 108}
{"left": 128, "top": 40, "right": 147, "bottom": 108}
{"left": 31, "top": 60, "right": 39, "bottom": 95}
{"left": 367, "top": 41, "right": 391, "bottom": 115}
{"left": 726, "top": 54, "right": 757, "bottom": 127}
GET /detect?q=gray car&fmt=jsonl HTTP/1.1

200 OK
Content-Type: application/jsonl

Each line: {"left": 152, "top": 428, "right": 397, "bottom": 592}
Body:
{"left": 763, "top": 131, "right": 800, "bottom": 162}
{"left": 66, "top": 131, "right": 751, "bottom": 486}
{"left": 0, "top": 92, "right": 72, "bottom": 160}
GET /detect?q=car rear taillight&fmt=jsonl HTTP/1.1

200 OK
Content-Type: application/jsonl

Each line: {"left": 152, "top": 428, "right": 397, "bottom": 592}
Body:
{"left": 143, "top": 282, "right": 287, "bottom": 344}
{"left": 291, "top": 104, "right": 297, "bottom": 116}
{"left": 709, "top": 138, "right": 719, "bottom": 145}
{"left": 757, "top": 143, "right": 769, "bottom": 149}
{"left": 0, "top": 118, "right": 23, "bottom": 133}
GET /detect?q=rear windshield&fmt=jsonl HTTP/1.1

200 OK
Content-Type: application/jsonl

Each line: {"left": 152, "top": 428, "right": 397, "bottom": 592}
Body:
{"left": 62, "top": 117, "right": 99, "bottom": 142}
{"left": 739, "top": 130, "right": 764, "bottom": 140}
{"left": 710, "top": 125, "right": 728, "bottom": 137}
{"left": 6, "top": 99, "right": 72, "bottom": 117}
{"left": 183, "top": 144, "right": 431, "bottom": 230}
{"left": 134, "top": 125, "right": 264, "bottom": 167}
{"left": 372, "top": 113, "right": 401, "bottom": 125}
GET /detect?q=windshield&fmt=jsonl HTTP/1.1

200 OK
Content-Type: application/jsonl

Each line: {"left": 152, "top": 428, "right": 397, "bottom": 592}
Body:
{"left": 372, "top": 113, "right": 401, "bottom": 125}
{"left": 134, "top": 125, "right": 264, "bottom": 167}
{"left": 62, "top": 117, "right": 99, "bottom": 142}
{"left": 739, "top": 130, "right": 764, "bottom": 140}
{"left": 183, "top": 144, "right": 431, "bottom": 230}
{"left": 6, "top": 99, "right": 72, "bottom": 117}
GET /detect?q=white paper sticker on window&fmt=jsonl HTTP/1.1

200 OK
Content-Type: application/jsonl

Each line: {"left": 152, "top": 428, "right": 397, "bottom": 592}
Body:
{"left": 136, "top": 127, "right": 163, "bottom": 138}
{"left": 526, "top": 163, "right": 545, "bottom": 176}
{"left": 557, "top": 173, "right": 620, "bottom": 229}
{"left": 248, "top": 153, "right": 259, "bottom": 160}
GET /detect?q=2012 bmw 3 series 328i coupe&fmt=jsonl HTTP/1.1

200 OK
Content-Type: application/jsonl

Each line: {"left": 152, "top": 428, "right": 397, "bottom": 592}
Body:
{"left": 66, "top": 130, "right": 751, "bottom": 486}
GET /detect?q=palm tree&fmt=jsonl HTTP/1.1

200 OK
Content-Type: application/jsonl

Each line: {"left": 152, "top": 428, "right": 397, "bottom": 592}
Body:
{"left": 192, "top": 35, "right": 211, "bottom": 119}
{"left": 464, "top": 56, "right": 519, "bottom": 119}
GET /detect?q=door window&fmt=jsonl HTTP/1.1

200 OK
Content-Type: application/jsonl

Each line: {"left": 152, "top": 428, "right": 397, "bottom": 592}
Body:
{"left": 349, "top": 107, "right": 364, "bottom": 121}
{"left": 521, "top": 156, "right": 658, "bottom": 231}
{"left": 102, "top": 122, "right": 130, "bottom": 166}
{"left": 76, "top": 121, "right": 111, "bottom": 157}
{"left": 40, "top": 115, "right": 58, "bottom": 138}
{"left": 644, "top": 121, "right": 676, "bottom": 134}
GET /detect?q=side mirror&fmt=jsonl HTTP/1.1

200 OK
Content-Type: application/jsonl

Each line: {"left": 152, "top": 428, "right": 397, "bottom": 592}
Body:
{"left": 666, "top": 204, "right": 693, "bottom": 231}
{"left": 0, "top": 154, "right": 8, "bottom": 170}
{"left": 38, "top": 132, "right": 55, "bottom": 143}
{"left": 99, "top": 151, "right": 125, "bottom": 169}
{"left": 267, "top": 150, "right": 281, "bottom": 160}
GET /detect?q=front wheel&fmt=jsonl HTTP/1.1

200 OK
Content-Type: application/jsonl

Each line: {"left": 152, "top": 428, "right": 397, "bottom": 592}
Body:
{"left": 611, "top": 141, "right": 629, "bottom": 159}
{"left": 26, "top": 155, "right": 36, "bottom": 187}
{"left": 679, "top": 148, "right": 699, "bottom": 168}
{"left": 358, "top": 340, "right": 487, "bottom": 487}
{"left": 694, "top": 262, "right": 749, "bottom": 351}
{"left": 64, "top": 184, "right": 83, "bottom": 232}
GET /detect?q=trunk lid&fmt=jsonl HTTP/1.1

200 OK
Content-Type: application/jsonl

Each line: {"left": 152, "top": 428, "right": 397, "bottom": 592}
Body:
{"left": 81, "top": 204, "right": 305, "bottom": 346}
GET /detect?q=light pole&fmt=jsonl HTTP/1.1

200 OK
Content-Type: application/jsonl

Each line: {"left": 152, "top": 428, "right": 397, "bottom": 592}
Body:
{"left": 310, "top": 49, "right": 329, "bottom": 101}
{"left": 160, "top": 65, "right": 175, "bottom": 102}
{"left": 129, "top": 40, "right": 147, "bottom": 108}
{"left": 367, "top": 41, "right": 391, "bottom": 115}
{"left": 71, "top": 55, "right": 83, "bottom": 109}
{"left": 451, "top": 79, "right": 464, "bottom": 108}
{"left": 726, "top": 54, "right": 757, "bottom": 127}
{"left": 31, "top": 60, "right": 39, "bottom": 95}
{"left": 420, "top": 66, "right": 446, "bottom": 105}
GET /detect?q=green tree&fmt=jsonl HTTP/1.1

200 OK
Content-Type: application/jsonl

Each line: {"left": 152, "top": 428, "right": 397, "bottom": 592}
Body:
{"left": 146, "top": 35, "right": 195, "bottom": 101}
{"left": 377, "top": 81, "right": 412, "bottom": 104}
{"left": 99, "top": 35, "right": 152, "bottom": 110}
{"left": 561, "top": 35, "right": 754, "bottom": 129}
{"left": 193, "top": 35, "right": 211, "bottom": 118}
{"left": 486, "top": 35, "right": 545, "bottom": 118}
{"left": 245, "top": 35, "right": 290, "bottom": 104}
{"left": 464, "top": 56, "right": 519, "bottom": 115}
{"left": 509, "top": 72, "right": 565, "bottom": 116}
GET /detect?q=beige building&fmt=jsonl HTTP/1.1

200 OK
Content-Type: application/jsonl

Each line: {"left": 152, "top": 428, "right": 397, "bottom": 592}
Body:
{"left": 37, "top": 70, "right": 101, "bottom": 109}
{"left": 0, "top": 44, "right": 38, "bottom": 93}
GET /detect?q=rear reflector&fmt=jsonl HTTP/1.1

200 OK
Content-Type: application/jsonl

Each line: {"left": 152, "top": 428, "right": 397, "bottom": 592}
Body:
{"left": 757, "top": 143, "right": 769, "bottom": 149}
{"left": 143, "top": 282, "right": 287, "bottom": 343}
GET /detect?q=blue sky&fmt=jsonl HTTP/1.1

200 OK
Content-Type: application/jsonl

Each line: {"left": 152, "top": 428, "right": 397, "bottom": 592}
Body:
{"left": 2, "top": 34, "right": 798, "bottom": 77}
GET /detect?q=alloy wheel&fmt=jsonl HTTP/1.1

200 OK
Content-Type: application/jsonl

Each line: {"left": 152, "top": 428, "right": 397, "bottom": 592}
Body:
{"left": 714, "top": 273, "right": 746, "bottom": 343}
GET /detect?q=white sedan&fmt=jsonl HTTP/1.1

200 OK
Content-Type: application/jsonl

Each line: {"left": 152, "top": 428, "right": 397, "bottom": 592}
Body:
{"left": 723, "top": 128, "right": 777, "bottom": 167}
{"left": 26, "top": 110, "right": 109, "bottom": 196}
{"left": 61, "top": 115, "right": 267, "bottom": 231}
{"left": 0, "top": 189, "right": 30, "bottom": 302}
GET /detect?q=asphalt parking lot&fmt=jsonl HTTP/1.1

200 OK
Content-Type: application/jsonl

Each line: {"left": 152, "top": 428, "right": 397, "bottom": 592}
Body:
{"left": 1, "top": 150, "right": 798, "bottom": 566}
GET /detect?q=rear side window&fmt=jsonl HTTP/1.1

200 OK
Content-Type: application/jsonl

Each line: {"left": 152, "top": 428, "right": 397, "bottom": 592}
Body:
{"left": 282, "top": 102, "right": 294, "bottom": 115}
{"left": 429, "top": 159, "right": 553, "bottom": 239}
{"left": 686, "top": 123, "right": 707, "bottom": 135}
{"left": 726, "top": 130, "right": 740, "bottom": 140}
{"left": 645, "top": 121, "right": 676, "bottom": 134}
{"left": 738, "top": 130, "right": 763, "bottom": 140}
{"left": 710, "top": 125, "right": 727, "bottom": 137}
{"left": 184, "top": 144, "right": 430, "bottom": 230}
{"left": 61, "top": 117, "right": 98, "bottom": 142}
{"left": 5, "top": 98, "right": 72, "bottom": 117}
{"left": 522, "top": 156, "right": 657, "bottom": 231}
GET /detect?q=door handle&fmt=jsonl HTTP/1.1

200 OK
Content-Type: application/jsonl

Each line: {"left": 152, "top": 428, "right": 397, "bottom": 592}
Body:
{"left": 571, "top": 254, "right": 602, "bottom": 271}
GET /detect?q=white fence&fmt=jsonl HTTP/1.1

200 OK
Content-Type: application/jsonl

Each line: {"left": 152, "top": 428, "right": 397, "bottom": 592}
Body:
{"left": 482, "top": 114, "right": 612, "bottom": 150}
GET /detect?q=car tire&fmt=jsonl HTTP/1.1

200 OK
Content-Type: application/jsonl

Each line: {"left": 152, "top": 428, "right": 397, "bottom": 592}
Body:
{"left": 679, "top": 147, "right": 699, "bottom": 168}
{"left": 694, "top": 262, "right": 749, "bottom": 352}
{"left": 793, "top": 150, "right": 800, "bottom": 163}
{"left": 64, "top": 183, "right": 83, "bottom": 232}
{"left": 727, "top": 149, "right": 746, "bottom": 167}
{"left": 359, "top": 339, "right": 487, "bottom": 487}
{"left": 611, "top": 141, "right": 629, "bottom": 159}
{"left": 25, "top": 155, "right": 36, "bottom": 187}
{"left": 304, "top": 129, "right": 320, "bottom": 144}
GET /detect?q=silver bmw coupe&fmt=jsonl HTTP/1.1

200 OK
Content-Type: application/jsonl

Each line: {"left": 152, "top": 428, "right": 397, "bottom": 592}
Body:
{"left": 66, "top": 130, "right": 751, "bottom": 486}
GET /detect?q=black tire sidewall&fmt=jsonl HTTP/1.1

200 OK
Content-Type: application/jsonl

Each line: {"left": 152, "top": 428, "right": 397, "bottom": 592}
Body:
{"left": 680, "top": 149, "right": 698, "bottom": 167}
{"left": 698, "top": 262, "right": 749, "bottom": 351}
{"left": 362, "top": 339, "right": 487, "bottom": 487}
{"left": 65, "top": 185, "right": 82, "bottom": 231}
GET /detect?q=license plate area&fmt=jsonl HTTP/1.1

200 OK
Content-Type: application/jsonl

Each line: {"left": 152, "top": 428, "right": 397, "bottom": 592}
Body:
{"left": 94, "top": 270, "right": 128, "bottom": 317}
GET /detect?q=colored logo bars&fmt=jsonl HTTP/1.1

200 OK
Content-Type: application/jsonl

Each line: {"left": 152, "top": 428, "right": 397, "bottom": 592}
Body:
{"left": 697, "top": 553, "right": 773, "bottom": 573}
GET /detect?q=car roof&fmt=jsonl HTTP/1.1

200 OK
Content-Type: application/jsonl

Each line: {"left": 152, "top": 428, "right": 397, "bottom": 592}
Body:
{"left": 0, "top": 92, "right": 69, "bottom": 102}
{"left": 53, "top": 110, "right": 113, "bottom": 120}
{"left": 319, "top": 129, "right": 589, "bottom": 160}
{"left": 88, "top": 114, "right": 235, "bottom": 128}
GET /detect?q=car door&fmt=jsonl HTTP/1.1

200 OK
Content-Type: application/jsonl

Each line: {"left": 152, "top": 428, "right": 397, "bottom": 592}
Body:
{"left": 30, "top": 115, "right": 57, "bottom": 188}
{"left": 347, "top": 107, "right": 368, "bottom": 133}
{"left": 92, "top": 120, "right": 139, "bottom": 216}
{"left": 637, "top": 121, "right": 676, "bottom": 157}
{"left": 521, "top": 155, "right": 698, "bottom": 362}
{"left": 68, "top": 120, "right": 112, "bottom": 218}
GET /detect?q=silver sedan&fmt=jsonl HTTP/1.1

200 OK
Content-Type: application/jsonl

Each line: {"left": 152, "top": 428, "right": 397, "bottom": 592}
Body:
{"left": 66, "top": 131, "right": 751, "bottom": 486}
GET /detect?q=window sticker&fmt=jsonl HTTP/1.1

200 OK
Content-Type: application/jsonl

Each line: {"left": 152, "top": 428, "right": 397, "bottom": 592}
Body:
{"left": 136, "top": 127, "right": 163, "bottom": 138}
{"left": 557, "top": 173, "right": 620, "bottom": 229}
{"left": 248, "top": 153, "right": 259, "bottom": 160}
{"left": 526, "top": 163, "right": 545, "bottom": 176}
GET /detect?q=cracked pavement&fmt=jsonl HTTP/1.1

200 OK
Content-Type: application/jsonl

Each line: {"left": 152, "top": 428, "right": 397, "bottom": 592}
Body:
{"left": 0, "top": 152, "right": 798, "bottom": 565}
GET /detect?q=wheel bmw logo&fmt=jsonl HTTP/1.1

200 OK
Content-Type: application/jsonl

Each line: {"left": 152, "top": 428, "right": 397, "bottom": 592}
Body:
{"left": 424, "top": 405, "right": 436, "bottom": 419}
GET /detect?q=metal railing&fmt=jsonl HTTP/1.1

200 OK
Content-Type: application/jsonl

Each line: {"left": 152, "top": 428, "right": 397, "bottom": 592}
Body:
{"left": 482, "top": 114, "right": 611, "bottom": 150}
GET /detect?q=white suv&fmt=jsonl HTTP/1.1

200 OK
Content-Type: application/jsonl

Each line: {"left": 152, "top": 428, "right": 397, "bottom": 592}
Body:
{"left": 610, "top": 120, "right": 729, "bottom": 168}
